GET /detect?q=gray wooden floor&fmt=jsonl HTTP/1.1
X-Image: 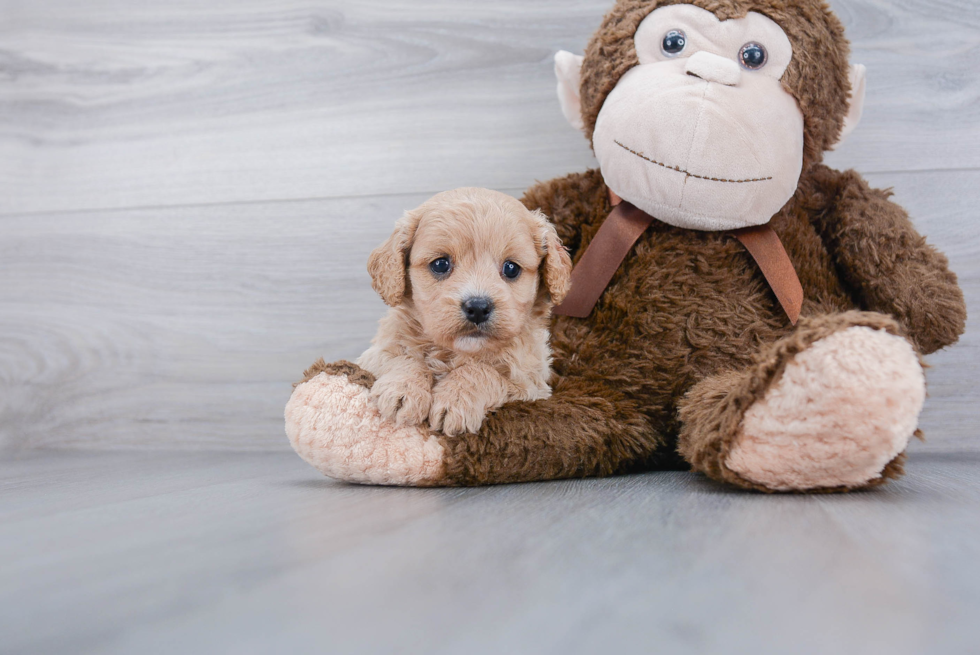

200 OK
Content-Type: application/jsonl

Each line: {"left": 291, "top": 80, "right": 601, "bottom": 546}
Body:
{"left": 2, "top": 448, "right": 980, "bottom": 654}
{"left": 1, "top": 0, "right": 979, "bottom": 653}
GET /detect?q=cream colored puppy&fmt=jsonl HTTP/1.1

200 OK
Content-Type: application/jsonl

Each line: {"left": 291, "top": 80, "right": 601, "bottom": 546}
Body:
{"left": 357, "top": 187, "right": 573, "bottom": 437}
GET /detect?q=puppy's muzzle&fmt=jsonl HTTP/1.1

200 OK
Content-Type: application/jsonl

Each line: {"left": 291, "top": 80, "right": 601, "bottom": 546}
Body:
{"left": 462, "top": 296, "right": 493, "bottom": 325}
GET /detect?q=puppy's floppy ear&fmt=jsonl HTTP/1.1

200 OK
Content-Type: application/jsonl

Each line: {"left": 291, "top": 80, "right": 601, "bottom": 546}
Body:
{"left": 367, "top": 209, "right": 422, "bottom": 306}
{"left": 533, "top": 210, "right": 573, "bottom": 305}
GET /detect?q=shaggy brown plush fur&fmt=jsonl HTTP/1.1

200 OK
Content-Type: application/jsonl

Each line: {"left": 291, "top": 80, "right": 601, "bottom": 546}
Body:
{"left": 297, "top": 0, "right": 965, "bottom": 491}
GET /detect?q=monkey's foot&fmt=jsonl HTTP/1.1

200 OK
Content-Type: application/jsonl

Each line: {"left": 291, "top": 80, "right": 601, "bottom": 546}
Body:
{"left": 285, "top": 368, "right": 447, "bottom": 486}
{"left": 726, "top": 326, "right": 925, "bottom": 491}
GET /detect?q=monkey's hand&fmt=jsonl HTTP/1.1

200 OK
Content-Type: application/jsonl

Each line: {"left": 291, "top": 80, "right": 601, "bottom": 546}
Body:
{"left": 369, "top": 357, "right": 433, "bottom": 427}
{"left": 429, "top": 364, "right": 510, "bottom": 437}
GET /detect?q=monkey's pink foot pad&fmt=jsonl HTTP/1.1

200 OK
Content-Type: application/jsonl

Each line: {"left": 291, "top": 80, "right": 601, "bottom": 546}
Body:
{"left": 727, "top": 326, "right": 925, "bottom": 491}
{"left": 285, "top": 373, "right": 446, "bottom": 486}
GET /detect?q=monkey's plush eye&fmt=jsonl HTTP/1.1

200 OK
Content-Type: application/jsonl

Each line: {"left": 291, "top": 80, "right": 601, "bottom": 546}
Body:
{"left": 739, "top": 42, "right": 768, "bottom": 70}
{"left": 501, "top": 261, "right": 522, "bottom": 280}
{"left": 661, "top": 29, "right": 687, "bottom": 56}
{"left": 429, "top": 257, "right": 452, "bottom": 276}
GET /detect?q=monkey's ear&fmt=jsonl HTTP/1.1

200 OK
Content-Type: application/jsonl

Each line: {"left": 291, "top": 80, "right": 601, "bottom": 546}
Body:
{"left": 367, "top": 210, "right": 421, "bottom": 307}
{"left": 831, "top": 64, "right": 867, "bottom": 151}
{"left": 555, "top": 50, "right": 585, "bottom": 132}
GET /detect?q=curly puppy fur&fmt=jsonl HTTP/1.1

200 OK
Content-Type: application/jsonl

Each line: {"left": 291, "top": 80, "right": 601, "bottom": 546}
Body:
{"left": 356, "top": 188, "right": 573, "bottom": 437}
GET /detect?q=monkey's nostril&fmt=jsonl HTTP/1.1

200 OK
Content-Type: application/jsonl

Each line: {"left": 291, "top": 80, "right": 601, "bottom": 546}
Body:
{"left": 462, "top": 297, "right": 493, "bottom": 325}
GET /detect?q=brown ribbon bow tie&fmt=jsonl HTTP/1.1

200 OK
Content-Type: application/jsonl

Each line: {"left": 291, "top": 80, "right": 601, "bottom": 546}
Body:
{"left": 552, "top": 193, "right": 803, "bottom": 325}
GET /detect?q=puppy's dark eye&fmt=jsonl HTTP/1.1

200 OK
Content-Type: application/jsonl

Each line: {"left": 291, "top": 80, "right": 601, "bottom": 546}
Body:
{"left": 429, "top": 257, "right": 451, "bottom": 276}
{"left": 661, "top": 29, "right": 687, "bottom": 56}
{"left": 501, "top": 260, "right": 521, "bottom": 280}
{"left": 739, "top": 42, "right": 768, "bottom": 70}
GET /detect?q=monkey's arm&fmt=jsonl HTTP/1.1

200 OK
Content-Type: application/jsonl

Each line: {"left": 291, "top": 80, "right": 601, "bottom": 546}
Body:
{"left": 521, "top": 169, "right": 610, "bottom": 257}
{"left": 810, "top": 166, "right": 966, "bottom": 354}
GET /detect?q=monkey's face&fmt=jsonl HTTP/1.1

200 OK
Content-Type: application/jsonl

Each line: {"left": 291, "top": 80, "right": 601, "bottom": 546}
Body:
{"left": 593, "top": 6, "right": 803, "bottom": 230}
{"left": 555, "top": 2, "right": 866, "bottom": 232}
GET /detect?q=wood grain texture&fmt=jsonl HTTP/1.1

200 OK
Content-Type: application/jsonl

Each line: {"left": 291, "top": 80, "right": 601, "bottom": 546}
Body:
{"left": 0, "top": 0, "right": 978, "bottom": 216}
{"left": 0, "top": 0, "right": 605, "bottom": 215}
{"left": 1, "top": 450, "right": 978, "bottom": 654}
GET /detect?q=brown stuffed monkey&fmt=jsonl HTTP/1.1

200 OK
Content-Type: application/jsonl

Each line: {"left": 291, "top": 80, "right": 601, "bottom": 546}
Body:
{"left": 285, "top": 0, "right": 966, "bottom": 493}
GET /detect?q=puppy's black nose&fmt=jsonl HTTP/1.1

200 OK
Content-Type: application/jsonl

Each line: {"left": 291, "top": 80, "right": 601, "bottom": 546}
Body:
{"left": 462, "top": 297, "right": 493, "bottom": 325}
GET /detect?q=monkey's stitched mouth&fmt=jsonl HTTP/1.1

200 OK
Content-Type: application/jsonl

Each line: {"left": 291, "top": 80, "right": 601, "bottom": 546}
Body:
{"left": 614, "top": 140, "right": 773, "bottom": 184}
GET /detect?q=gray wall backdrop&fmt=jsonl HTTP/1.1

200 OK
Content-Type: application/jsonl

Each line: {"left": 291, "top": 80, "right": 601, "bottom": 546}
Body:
{"left": 1, "top": 0, "right": 977, "bottom": 453}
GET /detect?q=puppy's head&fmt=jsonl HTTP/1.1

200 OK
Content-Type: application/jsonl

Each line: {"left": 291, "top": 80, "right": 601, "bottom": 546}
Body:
{"left": 368, "top": 187, "right": 572, "bottom": 353}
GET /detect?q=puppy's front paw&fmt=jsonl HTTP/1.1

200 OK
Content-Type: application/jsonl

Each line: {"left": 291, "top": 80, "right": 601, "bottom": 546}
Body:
{"left": 428, "top": 378, "right": 490, "bottom": 437}
{"left": 370, "top": 373, "right": 432, "bottom": 427}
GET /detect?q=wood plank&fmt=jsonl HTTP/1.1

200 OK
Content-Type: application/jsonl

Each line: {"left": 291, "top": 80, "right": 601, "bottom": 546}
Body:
{"left": 0, "top": 0, "right": 604, "bottom": 215}
{"left": 1, "top": 450, "right": 978, "bottom": 653}
{"left": 0, "top": 171, "right": 975, "bottom": 452}
{"left": 0, "top": 0, "right": 978, "bottom": 215}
